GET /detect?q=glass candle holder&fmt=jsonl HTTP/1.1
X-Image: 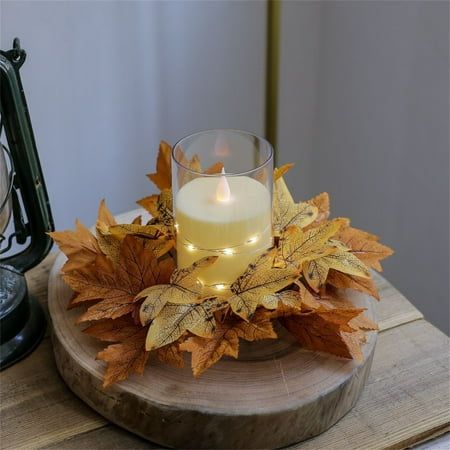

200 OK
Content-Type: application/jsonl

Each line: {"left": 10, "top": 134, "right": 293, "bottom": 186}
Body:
{"left": 172, "top": 129, "right": 274, "bottom": 291}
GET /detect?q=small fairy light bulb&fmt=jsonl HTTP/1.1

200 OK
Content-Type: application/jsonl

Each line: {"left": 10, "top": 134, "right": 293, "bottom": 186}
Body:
{"left": 216, "top": 167, "right": 231, "bottom": 203}
{"left": 223, "top": 248, "right": 234, "bottom": 255}
{"left": 247, "top": 235, "right": 259, "bottom": 244}
{"left": 186, "top": 243, "right": 195, "bottom": 251}
{"left": 215, "top": 284, "right": 226, "bottom": 291}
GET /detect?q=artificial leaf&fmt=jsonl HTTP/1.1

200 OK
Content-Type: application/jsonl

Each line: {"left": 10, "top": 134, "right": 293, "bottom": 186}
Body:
{"left": 83, "top": 316, "right": 141, "bottom": 342}
{"left": 273, "top": 175, "right": 318, "bottom": 235}
{"left": 181, "top": 309, "right": 277, "bottom": 376}
{"left": 144, "top": 298, "right": 225, "bottom": 351}
{"left": 156, "top": 342, "right": 185, "bottom": 368}
{"left": 266, "top": 290, "right": 303, "bottom": 317}
{"left": 137, "top": 194, "right": 159, "bottom": 217}
{"left": 282, "top": 308, "right": 365, "bottom": 361}
{"left": 307, "top": 192, "right": 330, "bottom": 222}
{"left": 138, "top": 256, "right": 218, "bottom": 325}
{"left": 96, "top": 221, "right": 170, "bottom": 266}
{"left": 275, "top": 219, "right": 345, "bottom": 269}
{"left": 327, "top": 269, "right": 380, "bottom": 300}
{"left": 336, "top": 226, "right": 393, "bottom": 272}
{"left": 349, "top": 313, "right": 378, "bottom": 331}
{"left": 304, "top": 249, "right": 370, "bottom": 290}
{"left": 97, "top": 199, "right": 117, "bottom": 227}
{"left": 147, "top": 140, "right": 172, "bottom": 190}
{"left": 65, "top": 235, "right": 174, "bottom": 322}
{"left": 97, "top": 327, "right": 149, "bottom": 387}
{"left": 274, "top": 163, "right": 295, "bottom": 181}
{"left": 227, "top": 249, "right": 299, "bottom": 320}
{"left": 49, "top": 220, "right": 102, "bottom": 272}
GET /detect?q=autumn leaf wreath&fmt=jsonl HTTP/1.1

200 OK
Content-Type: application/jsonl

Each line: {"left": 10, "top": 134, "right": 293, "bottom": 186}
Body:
{"left": 51, "top": 141, "right": 393, "bottom": 387}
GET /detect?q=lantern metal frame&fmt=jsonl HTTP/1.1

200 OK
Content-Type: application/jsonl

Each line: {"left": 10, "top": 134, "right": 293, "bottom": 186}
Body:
{"left": 0, "top": 38, "right": 54, "bottom": 369}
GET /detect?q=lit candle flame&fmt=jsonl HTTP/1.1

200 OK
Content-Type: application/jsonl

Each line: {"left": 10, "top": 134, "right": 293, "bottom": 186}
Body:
{"left": 216, "top": 167, "right": 231, "bottom": 202}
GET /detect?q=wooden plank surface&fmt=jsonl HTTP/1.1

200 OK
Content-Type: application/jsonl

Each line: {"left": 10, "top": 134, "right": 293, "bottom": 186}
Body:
{"left": 0, "top": 254, "right": 447, "bottom": 450}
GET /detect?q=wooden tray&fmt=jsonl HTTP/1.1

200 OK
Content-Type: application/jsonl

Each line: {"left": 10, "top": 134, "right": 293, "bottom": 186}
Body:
{"left": 48, "top": 210, "right": 377, "bottom": 449}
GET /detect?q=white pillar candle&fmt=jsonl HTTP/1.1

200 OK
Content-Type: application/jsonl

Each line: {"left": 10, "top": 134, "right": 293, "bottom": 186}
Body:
{"left": 175, "top": 172, "right": 272, "bottom": 290}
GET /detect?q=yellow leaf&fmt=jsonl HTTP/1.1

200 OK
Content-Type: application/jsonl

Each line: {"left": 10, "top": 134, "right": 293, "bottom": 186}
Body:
{"left": 138, "top": 256, "right": 218, "bottom": 325}
{"left": 273, "top": 176, "right": 318, "bottom": 235}
{"left": 304, "top": 249, "right": 370, "bottom": 291}
{"left": 227, "top": 249, "right": 299, "bottom": 320}
{"left": 275, "top": 219, "right": 345, "bottom": 269}
{"left": 145, "top": 298, "right": 225, "bottom": 351}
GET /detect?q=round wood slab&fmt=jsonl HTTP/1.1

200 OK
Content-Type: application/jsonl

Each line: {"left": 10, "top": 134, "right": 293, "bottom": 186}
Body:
{"left": 48, "top": 210, "right": 378, "bottom": 449}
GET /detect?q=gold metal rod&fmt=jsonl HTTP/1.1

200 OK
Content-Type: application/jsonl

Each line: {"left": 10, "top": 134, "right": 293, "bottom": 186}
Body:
{"left": 265, "top": 0, "right": 281, "bottom": 165}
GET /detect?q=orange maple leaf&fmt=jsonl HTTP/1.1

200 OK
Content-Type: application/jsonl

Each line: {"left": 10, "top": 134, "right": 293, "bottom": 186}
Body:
{"left": 327, "top": 269, "right": 381, "bottom": 300}
{"left": 64, "top": 235, "right": 175, "bottom": 322}
{"left": 336, "top": 226, "right": 393, "bottom": 272}
{"left": 49, "top": 220, "right": 101, "bottom": 273}
{"left": 282, "top": 308, "right": 366, "bottom": 361}
{"left": 180, "top": 310, "right": 277, "bottom": 376}
{"left": 97, "top": 326, "right": 149, "bottom": 387}
{"left": 147, "top": 141, "right": 172, "bottom": 191}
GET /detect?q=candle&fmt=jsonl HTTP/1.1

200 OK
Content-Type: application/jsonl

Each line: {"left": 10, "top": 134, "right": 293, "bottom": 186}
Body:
{"left": 175, "top": 172, "right": 272, "bottom": 289}
{"left": 172, "top": 129, "right": 274, "bottom": 291}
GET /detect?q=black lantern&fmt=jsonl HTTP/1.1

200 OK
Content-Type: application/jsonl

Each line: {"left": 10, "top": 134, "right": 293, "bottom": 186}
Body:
{"left": 0, "top": 39, "right": 54, "bottom": 369}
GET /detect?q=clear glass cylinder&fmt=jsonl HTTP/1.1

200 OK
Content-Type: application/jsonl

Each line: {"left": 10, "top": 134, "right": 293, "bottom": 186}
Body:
{"left": 172, "top": 129, "right": 274, "bottom": 291}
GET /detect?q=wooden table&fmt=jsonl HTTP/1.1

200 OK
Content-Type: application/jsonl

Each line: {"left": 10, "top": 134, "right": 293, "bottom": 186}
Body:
{"left": 1, "top": 254, "right": 449, "bottom": 449}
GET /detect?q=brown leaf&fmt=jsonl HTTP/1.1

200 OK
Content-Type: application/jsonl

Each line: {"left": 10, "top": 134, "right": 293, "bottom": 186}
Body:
{"left": 307, "top": 192, "right": 330, "bottom": 222}
{"left": 156, "top": 342, "right": 185, "bottom": 368}
{"left": 349, "top": 313, "right": 378, "bottom": 331}
{"left": 327, "top": 269, "right": 380, "bottom": 300}
{"left": 49, "top": 220, "right": 102, "bottom": 272}
{"left": 335, "top": 226, "right": 393, "bottom": 272}
{"left": 282, "top": 308, "right": 365, "bottom": 361}
{"left": 96, "top": 221, "right": 172, "bottom": 266}
{"left": 97, "top": 327, "right": 149, "bottom": 387}
{"left": 274, "top": 163, "right": 295, "bottom": 181}
{"left": 97, "top": 199, "right": 117, "bottom": 227}
{"left": 136, "top": 194, "right": 159, "bottom": 217}
{"left": 180, "top": 310, "right": 277, "bottom": 376}
{"left": 65, "top": 235, "right": 175, "bottom": 322}
{"left": 83, "top": 316, "right": 140, "bottom": 342}
{"left": 147, "top": 141, "right": 172, "bottom": 190}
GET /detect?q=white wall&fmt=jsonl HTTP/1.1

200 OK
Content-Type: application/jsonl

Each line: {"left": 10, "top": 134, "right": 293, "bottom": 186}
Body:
{"left": 0, "top": 0, "right": 266, "bottom": 229}
{"left": 278, "top": 1, "right": 449, "bottom": 333}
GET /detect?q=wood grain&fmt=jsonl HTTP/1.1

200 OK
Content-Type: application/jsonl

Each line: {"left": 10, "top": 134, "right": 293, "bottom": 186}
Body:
{"left": 0, "top": 207, "right": 447, "bottom": 450}
{"left": 48, "top": 247, "right": 378, "bottom": 449}
{"left": 43, "top": 321, "right": 450, "bottom": 450}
